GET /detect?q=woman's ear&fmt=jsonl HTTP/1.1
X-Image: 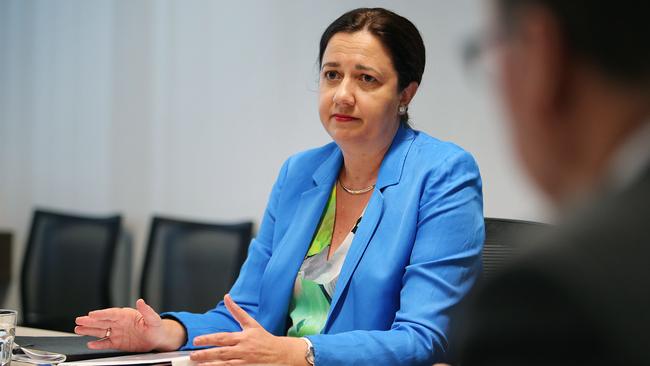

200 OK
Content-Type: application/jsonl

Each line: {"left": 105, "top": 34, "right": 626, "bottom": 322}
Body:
{"left": 400, "top": 81, "right": 419, "bottom": 106}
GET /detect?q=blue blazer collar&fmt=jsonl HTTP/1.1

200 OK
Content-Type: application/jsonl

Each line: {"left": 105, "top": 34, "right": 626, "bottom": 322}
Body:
{"left": 376, "top": 127, "right": 416, "bottom": 189}
{"left": 312, "top": 126, "right": 416, "bottom": 189}
{"left": 322, "top": 127, "right": 416, "bottom": 331}
{"left": 259, "top": 127, "right": 416, "bottom": 334}
{"left": 312, "top": 146, "right": 343, "bottom": 188}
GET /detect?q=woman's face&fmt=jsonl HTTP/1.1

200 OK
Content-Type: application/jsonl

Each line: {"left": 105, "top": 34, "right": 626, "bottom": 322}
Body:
{"left": 319, "top": 31, "right": 405, "bottom": 150}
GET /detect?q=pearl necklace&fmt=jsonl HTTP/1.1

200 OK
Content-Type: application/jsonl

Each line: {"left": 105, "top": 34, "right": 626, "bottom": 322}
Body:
{"left": 338, "top": 179, "right": 375, "bottom": 195}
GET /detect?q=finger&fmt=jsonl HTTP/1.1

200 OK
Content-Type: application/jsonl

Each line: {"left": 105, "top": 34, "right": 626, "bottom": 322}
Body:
{"left": 190, "top": 346, "right": 243, "bottom": 362}
{"left": 74, "top": 326, "right": 111, "bottom": 339}
{"left": 135, "top": 298, "right": 161, "bottom": 325}
{"left": 223, "top": 294, "right": 258, "bottom": 329}
{"left": 75, "top": 316, "right": 113, "bottom": 329}
{"left": 193, "top": 332, "right": 240, "bottom": 347}
{"left": 87, "top": 307, "right": 124, "bottom": 321}
{"left": 86, "top": 338, "right": 117, "bottom": 350}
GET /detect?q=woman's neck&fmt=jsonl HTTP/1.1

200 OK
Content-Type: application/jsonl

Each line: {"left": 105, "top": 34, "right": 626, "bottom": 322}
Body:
{"left": 339, "top": 139, "right": 392, "bottom": 189}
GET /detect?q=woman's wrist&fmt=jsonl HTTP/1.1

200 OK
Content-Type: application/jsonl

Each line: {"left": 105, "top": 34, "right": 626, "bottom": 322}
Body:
{"left": 155, "top": 319, "right": 188, "bottom": 351}
{"left": 281, "top": 336, "right": 311, "bottom": 366}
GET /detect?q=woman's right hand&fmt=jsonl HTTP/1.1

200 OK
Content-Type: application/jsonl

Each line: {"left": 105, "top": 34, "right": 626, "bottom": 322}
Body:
{"left": 74, "top": 298, "right": 186, "bottom": 352}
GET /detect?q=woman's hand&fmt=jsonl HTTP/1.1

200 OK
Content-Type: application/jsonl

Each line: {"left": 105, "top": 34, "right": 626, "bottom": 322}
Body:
{"left": 190, "top": 294, "right": 309, "bottom": 366}
{"left": 74, "top": 299, "right": 186, "bottom": 352}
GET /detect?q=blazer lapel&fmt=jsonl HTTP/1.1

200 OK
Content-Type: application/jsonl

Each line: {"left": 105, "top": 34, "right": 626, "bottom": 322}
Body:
{"left": 323, "top": 127, "right": 416, "bottom": 331}
{"left": 258, "top": 148, "right": 342, "bottom": 334}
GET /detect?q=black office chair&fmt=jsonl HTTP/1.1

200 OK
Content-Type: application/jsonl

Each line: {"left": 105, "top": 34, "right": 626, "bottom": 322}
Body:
{"left": 482, "top": 217, "right": 550, "bottom": 279}
{"left": 21, "top": 209, "right": 122, "bottom": 332}
{"left": 0, "top": 232, "right": 12, "bottom": 306}
{"left": 140, "top": 216, "right": 253, "bottom": 313}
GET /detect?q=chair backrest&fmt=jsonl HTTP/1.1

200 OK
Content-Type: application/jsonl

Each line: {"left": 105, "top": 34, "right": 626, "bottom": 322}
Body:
{"left": 111, "top": 231, "right": 133, "bottom": 308}
{"left": 482, "top": 217, "right": 550, "bottom": 279}
{"left": 0, "top": 232, "right": 12, "bottom": 306}
{"left": 21, "top": 209, "right": 121, "bottom": 332}
{"left": 0, "top": 232, "right": 11, "bottom": 284}
{"left": 140, "top": 216, "right": 253, "bottom": 313}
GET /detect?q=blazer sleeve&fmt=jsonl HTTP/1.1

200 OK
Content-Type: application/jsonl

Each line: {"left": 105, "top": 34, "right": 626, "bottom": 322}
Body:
{"left": 307, "top": 150, "right": 485, "bottom": 365}
{"left": 161, "top": 158, "right": 290, "bottom": 350}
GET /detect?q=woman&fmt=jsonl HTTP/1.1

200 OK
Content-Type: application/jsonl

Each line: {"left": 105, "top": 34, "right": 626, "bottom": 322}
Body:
{"left": 75, "top": 8, "right": 484, "bottom": 365}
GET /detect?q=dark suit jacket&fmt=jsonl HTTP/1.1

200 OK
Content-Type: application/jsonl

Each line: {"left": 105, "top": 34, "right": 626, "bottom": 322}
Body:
{"left": 456, "top": 166, "right": 650, "bottom": 365}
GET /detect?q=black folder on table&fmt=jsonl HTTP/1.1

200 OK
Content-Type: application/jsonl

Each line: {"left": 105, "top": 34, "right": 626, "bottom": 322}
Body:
{"left": 14, "top": 336, "right": 136, "bottom": 361}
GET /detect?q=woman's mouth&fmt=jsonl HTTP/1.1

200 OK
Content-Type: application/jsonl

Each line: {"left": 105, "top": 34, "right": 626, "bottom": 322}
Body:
{"left": 333, "top": 114, "right": 359, "bottom": 122}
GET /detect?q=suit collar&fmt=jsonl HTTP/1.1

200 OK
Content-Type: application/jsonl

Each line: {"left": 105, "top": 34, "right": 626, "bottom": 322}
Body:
{"left": 603, "top": 120, "right": 650, "bottom": 193}
{"left": 312, "top": 127, "right": 416, "bottom": 189}
{"left": 376, "top": 127, "right": 416, "bottom": 189}
{"left": 263, "top": 127, "right": 416, "bottom": 333}
{"left": 323, "top": 190, "right": 384, "bottom": 332}
{"left": 312, "top": 146, "right": 343, "bottom": 188}
{"left": 258, "top": 182, "right": 333, "bottom": 334}
{"left": 322, "top": 127, "right": 415, "bottom": 332}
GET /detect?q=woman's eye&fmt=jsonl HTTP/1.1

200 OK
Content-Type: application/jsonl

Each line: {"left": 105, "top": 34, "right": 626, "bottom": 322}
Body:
{"left": 360, "top": 74, "right": 377, "bottom": 83}
{"left": 324, "top": 71, "right": 339, "bottom": 80}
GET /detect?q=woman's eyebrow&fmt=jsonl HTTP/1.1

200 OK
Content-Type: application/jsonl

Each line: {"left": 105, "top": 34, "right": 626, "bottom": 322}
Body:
{"left": 321, "top": 62, "right": 340, "bottom": 69}
{"left": 321, "top": 62, "right": 382, "bottom": 76}
{"left": 356, "top": 64, "right": 382, "bottom": 77}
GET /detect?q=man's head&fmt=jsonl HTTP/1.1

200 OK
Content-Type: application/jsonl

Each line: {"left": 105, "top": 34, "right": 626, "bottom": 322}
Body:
{"left": 492, "top": 0, "right": 650, "bottom": 204}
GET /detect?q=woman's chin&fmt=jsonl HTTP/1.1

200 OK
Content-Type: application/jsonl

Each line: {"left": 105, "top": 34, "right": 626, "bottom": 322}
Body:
{"left": 328, "top": 127, "right": 367, "bottom": 144}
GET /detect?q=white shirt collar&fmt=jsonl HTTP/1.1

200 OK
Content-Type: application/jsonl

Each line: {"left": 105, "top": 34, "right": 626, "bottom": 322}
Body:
{"left": 557, "top": 118, "right": 650, "bottom": 221}
{"left": 603, "top": 118, "right": 650, "bottom": 192}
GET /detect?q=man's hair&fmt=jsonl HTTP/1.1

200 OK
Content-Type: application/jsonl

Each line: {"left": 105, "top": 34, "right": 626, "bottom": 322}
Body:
{"left": 497, "top": 0, "right": 650, "bottom": 88}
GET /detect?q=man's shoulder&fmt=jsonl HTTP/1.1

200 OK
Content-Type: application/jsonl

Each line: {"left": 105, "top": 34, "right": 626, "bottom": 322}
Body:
{"left": 467, "top": 171, "right": 650, "bottom": 365}
{"left": 535, "top": 170, "right": 650, "bottom": 284}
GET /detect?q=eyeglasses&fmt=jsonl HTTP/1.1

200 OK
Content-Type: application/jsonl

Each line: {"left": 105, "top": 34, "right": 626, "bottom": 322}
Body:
{"left": 461, "top": 28, "right": 507, "bottom": 84}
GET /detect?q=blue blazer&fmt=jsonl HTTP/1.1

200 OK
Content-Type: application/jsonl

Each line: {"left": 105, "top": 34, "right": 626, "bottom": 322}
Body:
{"left": 165, "top": 127, "right": 484, "bottom": 365}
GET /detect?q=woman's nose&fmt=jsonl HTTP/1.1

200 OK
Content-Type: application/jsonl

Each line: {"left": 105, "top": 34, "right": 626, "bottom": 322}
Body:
{"left": 332, "top": 79, "right": 355, "bottom": 107}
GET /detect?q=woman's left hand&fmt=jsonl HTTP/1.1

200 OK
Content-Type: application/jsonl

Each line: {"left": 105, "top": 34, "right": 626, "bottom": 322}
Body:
{"left": 190, "top": 294, "right": 308, "bottom": 366}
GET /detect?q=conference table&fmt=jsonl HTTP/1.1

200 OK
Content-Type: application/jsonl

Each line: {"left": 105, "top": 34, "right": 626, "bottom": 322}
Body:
{"left": 13, "top": 326, "right": 450, "bottom": 366}
{"left": 16, "top": 326, "right": 72, "bottom": 337}
{"left": 13, "top": 326, "right": 76, "bottom": 366}
{"left": 11, "top": 327, "right": 280, "bottom": 366}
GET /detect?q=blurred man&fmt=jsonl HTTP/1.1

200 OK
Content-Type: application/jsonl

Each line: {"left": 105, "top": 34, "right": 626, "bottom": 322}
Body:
{"left": 457, "top": 1, "right": 650, "bottom": 365}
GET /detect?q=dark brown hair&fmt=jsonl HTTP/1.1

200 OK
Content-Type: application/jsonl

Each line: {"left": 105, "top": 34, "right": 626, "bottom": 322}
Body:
{"left": 319, "top": 8, "right": 426, "bottom": 126}
{"left": 497, "top": 0, "right": 650, "bottom": 88}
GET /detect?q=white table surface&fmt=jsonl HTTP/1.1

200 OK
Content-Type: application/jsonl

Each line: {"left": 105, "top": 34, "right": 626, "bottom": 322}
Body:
{"left": 16, "top": 326, "right": 76, "bottom": 337}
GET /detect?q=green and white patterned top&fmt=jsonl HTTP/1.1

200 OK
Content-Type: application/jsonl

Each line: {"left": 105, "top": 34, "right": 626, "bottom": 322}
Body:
{"left": 286, "top": 186, "right": 363, "bottom": 337}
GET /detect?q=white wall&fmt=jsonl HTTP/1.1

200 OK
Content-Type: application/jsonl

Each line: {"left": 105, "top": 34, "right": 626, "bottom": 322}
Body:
{"left": 0, "top": 0, "right": 548, "bottom": 311}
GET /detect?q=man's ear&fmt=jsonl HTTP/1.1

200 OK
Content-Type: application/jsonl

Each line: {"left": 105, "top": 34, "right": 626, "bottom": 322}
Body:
{"left": 400, "top": 81, "right": 419, "bottom": 106}
{"left": 519, "top": 5, "right": 570, "bottom": 123}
